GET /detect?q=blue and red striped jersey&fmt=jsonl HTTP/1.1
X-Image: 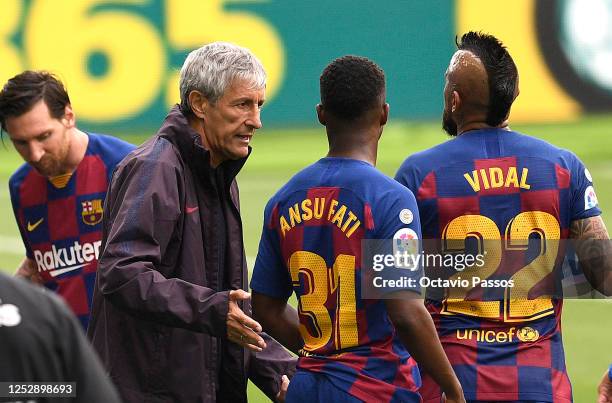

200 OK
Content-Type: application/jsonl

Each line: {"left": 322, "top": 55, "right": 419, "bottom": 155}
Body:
{"left": 9, "top": 132, "right": 135, "bottom": 330}
{"left": 395, "top": 128, "right": 601, "bottom": 402}
{"left": 251, "top": 157, "right": 423, "bottom": 402}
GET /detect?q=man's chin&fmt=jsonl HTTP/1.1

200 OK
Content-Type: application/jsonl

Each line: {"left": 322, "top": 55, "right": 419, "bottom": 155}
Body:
{"left": 226, "top": 146, "right": 250, "bottom": 161}
{"left": 32, "top": 164, "right": 60, "bottom": 178}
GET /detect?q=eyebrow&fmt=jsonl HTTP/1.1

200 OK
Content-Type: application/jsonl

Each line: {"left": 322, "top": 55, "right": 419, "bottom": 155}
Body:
{"left": 232, "top": 97, "right": 265, "bottom": 105}
{"left": 12, "top": 130, "right": 50, "bottom": 142}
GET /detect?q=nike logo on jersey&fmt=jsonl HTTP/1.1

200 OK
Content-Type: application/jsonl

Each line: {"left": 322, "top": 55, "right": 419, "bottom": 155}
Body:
{"left": 186, "top": 206, "right": 199, "bottom": 214}
{"left": 27, "top": 218, "right": 44, "bottom": 232}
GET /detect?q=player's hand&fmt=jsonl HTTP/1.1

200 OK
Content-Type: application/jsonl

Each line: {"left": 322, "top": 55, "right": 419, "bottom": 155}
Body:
{"left": 441, "top": 390, "right": 466, "bottom": 403}
{"left": 275, "top": 374, "right": 289, "bottom": 402}
{"left": 227, "top": 289, "right": 267, "bottom": 352}
{"left": 14, "top": 258, "right": 44, "bottom": 285}
{"left": 598, "top": 368, "right": 612, "bottom": 403}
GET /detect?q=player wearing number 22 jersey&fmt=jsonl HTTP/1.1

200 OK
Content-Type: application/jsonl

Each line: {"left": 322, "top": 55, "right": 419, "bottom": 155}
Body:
{"left": 395, "top": 31, "right": 604, "bottom": 403}
{"left": 395, "top": 128, "right": 600, "bottom": 402}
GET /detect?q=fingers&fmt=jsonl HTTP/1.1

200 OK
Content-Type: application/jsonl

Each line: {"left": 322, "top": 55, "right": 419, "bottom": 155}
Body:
{"left": 229, "top": 299, "right": 262, "bottom": 332}
{"left": 275, "top": 375, "right": 290, "bottom": 402}
{"left": 227, "top": 293, "right": 266, "bottom": 351}
{"left": 280, "top": 374, "right": 289, "bottom": 391}
{"left": 228, "top": 330, "right": 265, "bottom": 352}
{"left": 229, "top": 289, "right": 251, "bottom": 301}
{"left": 228, "top": 320, "right": 265, "bottom": 346}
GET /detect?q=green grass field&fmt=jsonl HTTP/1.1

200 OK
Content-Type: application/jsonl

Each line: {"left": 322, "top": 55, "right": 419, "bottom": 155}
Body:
{"left": 1, "top": 116, "right": 610, "bottom": 401}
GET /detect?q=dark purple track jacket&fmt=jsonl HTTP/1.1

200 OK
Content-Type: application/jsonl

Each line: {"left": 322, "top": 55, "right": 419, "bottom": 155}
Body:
{"left": 87, "top": 106, "right": 295, "bottom": 402}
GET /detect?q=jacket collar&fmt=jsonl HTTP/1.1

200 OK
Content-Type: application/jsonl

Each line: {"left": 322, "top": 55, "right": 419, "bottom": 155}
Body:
{"left": 158, "top": 105, "right": 250, "bottom": 189}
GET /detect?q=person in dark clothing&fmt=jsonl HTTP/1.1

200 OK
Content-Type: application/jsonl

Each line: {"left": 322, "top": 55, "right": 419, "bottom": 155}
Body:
{"left": 0, "top": 272, "right": 121, "bottom": 403}
{"left": 87, "top": 42, "right": 295, "bottom": 402}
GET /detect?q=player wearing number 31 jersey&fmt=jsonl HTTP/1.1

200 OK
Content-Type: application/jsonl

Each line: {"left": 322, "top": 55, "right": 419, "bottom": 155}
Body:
{"left": 396, "top": 32, "right": 611, "bottom": 402}
{"left": 251, "top": 56, "right": 464, "bottom": 402}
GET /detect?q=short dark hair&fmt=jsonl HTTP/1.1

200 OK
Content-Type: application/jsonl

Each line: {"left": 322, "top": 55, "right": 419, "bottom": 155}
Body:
{"left": 457, "top": 31, "right": 518, "bottom": 126}
{"left": 320, "top": 55, "right": 385, "bottom": 120}
{"left": 0, "top": 71, "right": 70, "bottom": 132}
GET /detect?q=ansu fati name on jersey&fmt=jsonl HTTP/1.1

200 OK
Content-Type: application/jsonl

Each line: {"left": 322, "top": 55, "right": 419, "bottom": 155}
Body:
{"left": 33, "top": 241, "right": 102, "bottom": 277}
{"left": 279, "top": 197, "right": 361, "bottom": 238}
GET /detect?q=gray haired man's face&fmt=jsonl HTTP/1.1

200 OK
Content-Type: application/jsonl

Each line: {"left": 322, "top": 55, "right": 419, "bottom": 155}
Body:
{"left": 200, "top": 79, "right": 266, "bottom": 167}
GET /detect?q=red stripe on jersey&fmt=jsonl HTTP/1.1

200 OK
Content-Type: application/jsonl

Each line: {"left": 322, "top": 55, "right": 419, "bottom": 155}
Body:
{"left": 517, "top": 334, "right": 552, "bottom": 367}
{"left": 364, "top": 203, "right": 374, "bottom": 230}
{"left": 19, "top": 170, "right": 48, "bottom": 207}
{"left": 269, "top": 204, "right": 279, "bottom": 229}
{"left": 437, "top": 196, "right": 480, "bottom": 234}
{"left": 420, "top": 374, "right": 442, "bottom": 403}
{"left": 476, "top": 365, "right": 519, "bottom": 401}
{"left": 393, "top": 356, "right": 420, "bottom": 391}
{"left": 76, "top": 155, "right": 108, "bottom": 195}
{"left": 80, "top": 231, "right": 102, "bottom": 274}
{"left": 304, "top": 187, "right": 340, "bottom": 227}
{"left": 56, "top": 276, "right": 90, "bottom": 315}
{"left": 474, "top": 157, "right": 520, "bottom": 196}
{"left": 343, "top": 346, "right": 398, "bottom": 401}
{"left": 555, "top": 164, "right": 571, "bottom": 189}
{"left": 48, "top": 196, "right": 78, "bottom": 241}
{"left": 296, "top": 357, "right": 327, "bottom": 373}
{"left": 551, "top": 368, "right": 573, "bottom": 403}
{"left": 417, "top": 172, "right": 437, "bottom": 200}
{"left": 520, "top": 190, "right": 560, "bottom": 223}
{"left": 32, "top": 242, "right": 53, "bottom": 282}
{"left": 348, "top": 376, "right": 395, "bottom": 402}
{"left": 439, "top": 330, "right": 479, "bottom": 366}
{"left": 279, "top": 225, "right": 304, "bottom": 268}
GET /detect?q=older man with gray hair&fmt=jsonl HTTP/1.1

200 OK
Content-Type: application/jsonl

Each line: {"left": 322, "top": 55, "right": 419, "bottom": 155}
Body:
{"left": 88, "top": 42, "right": 295, "bottom": 403}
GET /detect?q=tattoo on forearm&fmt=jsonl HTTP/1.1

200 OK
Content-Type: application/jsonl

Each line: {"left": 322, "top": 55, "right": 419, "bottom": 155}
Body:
{"left": 570, "top": 216, "right": 612, "bottom": 295}
{"left": 570, "top": 216, "right": 610, "bottom": 240}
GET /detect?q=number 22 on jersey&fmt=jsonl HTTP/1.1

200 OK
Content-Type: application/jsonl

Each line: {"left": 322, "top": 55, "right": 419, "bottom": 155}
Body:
{"left": 442, "top": 211, "right": 560, "bottom": 322}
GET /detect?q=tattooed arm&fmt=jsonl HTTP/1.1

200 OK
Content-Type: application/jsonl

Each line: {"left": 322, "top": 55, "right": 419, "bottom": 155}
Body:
{"left": 569, "top": 216, "right": 612, "bottom": 296}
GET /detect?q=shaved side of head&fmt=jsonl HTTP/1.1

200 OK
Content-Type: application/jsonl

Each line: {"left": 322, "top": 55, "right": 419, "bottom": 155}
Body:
{"left": 447, "top": 50, "right": 489, "bottom": 116}
{"left": 442, "top": 32, "right": 518, "bottom": 136}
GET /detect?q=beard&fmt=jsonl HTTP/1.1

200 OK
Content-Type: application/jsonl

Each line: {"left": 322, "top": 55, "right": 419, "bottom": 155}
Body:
{"left": 442, "top": 108, "right": 458, "bottom": 137}
{"left": 32, "top": 154, "right": 64, "bottom": 177}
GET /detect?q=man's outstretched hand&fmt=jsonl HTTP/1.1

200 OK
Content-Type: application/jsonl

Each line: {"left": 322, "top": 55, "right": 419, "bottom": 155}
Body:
{"left": 227, "top": 289, "right": 267, "bottom": 352}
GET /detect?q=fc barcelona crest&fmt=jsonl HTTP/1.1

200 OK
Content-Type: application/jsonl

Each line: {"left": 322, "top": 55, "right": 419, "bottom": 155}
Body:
{"left": 82, "top": 199, "right": 103, "bottom": 226}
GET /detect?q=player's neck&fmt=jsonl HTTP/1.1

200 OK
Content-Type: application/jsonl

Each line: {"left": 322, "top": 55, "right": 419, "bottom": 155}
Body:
{"left": 327, "top": 149, "right": 377, "bottom": 166}
{"left": 457, "top": 114, "right": 511, "bottom": 135}
{"left": 60, "top": 129, "right": 89, "bottom": 175}
{"left": 327, "top": 134, "right": 378, "bottom": 166}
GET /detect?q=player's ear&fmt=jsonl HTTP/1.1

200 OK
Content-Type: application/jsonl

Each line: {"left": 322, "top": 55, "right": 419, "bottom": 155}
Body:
{"left": 316, "top": 104, "right": 326, "bottom": 126}
{"left": 451, "top": 90, "right": 461, "bottom": 113}
{"left": 380, "top": 103, "right": 389, "bottom": 126}
{"left": 188, "top": 90, "right": 208, "bottom": 119}
{"left": 62, "top": 104, "right": 75, "bottom": 128}
{"left": 513, "top": 76, "right": 520, "bottom": 101}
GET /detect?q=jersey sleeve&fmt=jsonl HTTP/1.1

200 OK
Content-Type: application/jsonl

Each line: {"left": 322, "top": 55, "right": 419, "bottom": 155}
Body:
{"left": 250, "top": 201, "right": 293, "bottom": 300}
{"left": 394, "top": 157, "right": 420, "bottom": 194}
{"left": 370, "top": 185, "right": 423, "bottom": 295}
{"left": 569, "top": 154, "right": 602, "bottom": 220}
{"left": 104, "top": 136, "right": 136, "bottom": 183}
